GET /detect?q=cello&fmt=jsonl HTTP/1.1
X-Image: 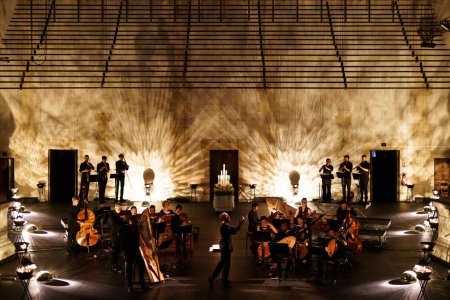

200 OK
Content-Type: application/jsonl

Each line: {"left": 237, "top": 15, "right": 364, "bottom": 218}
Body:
{"left": 75, "top": 200, "right": 99, "bottom": 249}
{"left": 345, "top": 213, "right": 363, "bottom": 254}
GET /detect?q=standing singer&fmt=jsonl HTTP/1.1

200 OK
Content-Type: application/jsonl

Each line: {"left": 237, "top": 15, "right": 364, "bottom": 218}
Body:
{"left": 319, "top": 158, "right": 333, "bottom": 202}
{"left": 79, "top": 155, "right": 94, "bottom": 201}
{"left": 96, "top": 156, "right": 110, "bottom": 204}
{"left": 355, "top": 154, "right": 370, "bottom": 204}
{"left": 338, "top": 155, "right": 353, "bottom": 202}
{"left": 115, "top": 153, "right": 129, "bottom": 203}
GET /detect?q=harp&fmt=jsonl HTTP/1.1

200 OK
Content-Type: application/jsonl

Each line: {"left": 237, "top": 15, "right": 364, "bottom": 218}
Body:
{"left": 138, "top": 209, "right": 165, "bottom": 283}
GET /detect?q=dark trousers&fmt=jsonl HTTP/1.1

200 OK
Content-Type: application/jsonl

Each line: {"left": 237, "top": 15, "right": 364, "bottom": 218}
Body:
{"left": 115, "top": 173, "right": 125, "bottom": 201}
{"left": 322, "top": 179, "right": 332, "bottom": 201}
{"left": 124, "top": 251, "right": 146, "bottom": 288}
{"left": 341, "top": 177, "right": 351, "bottom": 201}
{"left": 211, "top": 250, "right": 232, "bottom": 283}
{"left": 359, "top": 178, "right": 369, "bottom": 202}
{"left": 79, "top": 179, "right": 90, "bottom": 200}
{"left": 111, "top": 234, "right": 121, "bottom": 265}
{"left": 67, "top": 223, "right": 80, "bottom": 253}
{"left": 98, "top": 177, "right": 107, "bottom": 201}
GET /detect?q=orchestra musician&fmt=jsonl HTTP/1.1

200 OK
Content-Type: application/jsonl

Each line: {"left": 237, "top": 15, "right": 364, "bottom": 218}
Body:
{"left": 171, "top": 204, "right": 189, "bottom": 266}
{"left": 247, "top": 202, "right": 260, "bottom": 233}
{"left": 110, "top": 203, "right": 125, "bottom": 272}
{"left": 336, "top": 199, "right": 357, "bottom": 223}
{"left": 67, "top": 196, "right": 82, "bottom": 255}
{"left": 115, "top": 153, "right": 129, "bottom": 203}
{"left": 79, "top": 155, "right": 94, "bottom": 201}
{"left": 319, "top": 158, "right": 334, "bottom": 202}
{"left": 119, "top": 211, "right": 150, "bottom": 293}
{"left": 355, "top": 154, "right": 370, "bottom": 204}
{"left": 209, "top": 212, "right": 245, "bottom": 288}
{"left": 247, "top": 202, "right": 260, "bottom": 256}
{"left": 96, "top": 155, "right": 110, "bottom": 204}
{"left": 146, "top": 204, "right": 159, "bottom": 221}
{"left": 338, "top": 155, "right": 353, "bottom": 202}
{"left": 130, "top": 205, "right": 139, "bottom": 222}
{"left": 159, "top": 200, "right": 175, "bottom": 219}
{"left": 294, "top": 197, "right": 313, "bottom": 221}
{"left": 324, "top": 225, "right": 349, "bottom": 285}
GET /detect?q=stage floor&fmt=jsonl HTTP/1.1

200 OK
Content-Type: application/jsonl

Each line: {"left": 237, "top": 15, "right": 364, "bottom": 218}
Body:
{"left": 1, "top": 200, "right": 449, "bottom": 300}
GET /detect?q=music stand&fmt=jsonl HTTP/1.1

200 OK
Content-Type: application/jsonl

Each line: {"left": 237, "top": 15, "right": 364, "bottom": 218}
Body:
{"left": 269, "top": 242, "right": 291, "bottom": 279}
{"left": 272, "top": 218, "right": 290, "bottom": 229}
{"left": 110, "top": 174, "right": 117, "bottom": 179}
{"left": 173, "top": 225, "right": 193, "bottom": 264}
{"left": 157, "top": 238, "right": 173, "bottom": 272}
{"left": 320, "top": 174, "right": 334, "bottom": 180}
{"left": 153, "top": 221, "right": 166, "bottom": 245}
{"left": 336, "top": 172, "right": 344, "bottom": 179}
{"left": 352, "top": 173, "right": 360, "bottom": 180}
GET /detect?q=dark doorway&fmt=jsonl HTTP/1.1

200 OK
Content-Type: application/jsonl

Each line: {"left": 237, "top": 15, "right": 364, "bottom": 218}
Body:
{"left": 210, "top": 150, "right": 239, "bottom": 202}
{"left": 0, "top": 157, "right": 14, "bottom": 204}
{"left": 49, "top": 150, "right": 78, "bottom": 203}
{"left": 370, "top": 150, "right": 400, "bottom": 203}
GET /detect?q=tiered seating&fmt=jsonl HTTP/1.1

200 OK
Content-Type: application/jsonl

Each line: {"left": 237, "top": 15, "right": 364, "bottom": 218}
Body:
{"left": 0, "top": 0, "right": 449, "bottom": 89}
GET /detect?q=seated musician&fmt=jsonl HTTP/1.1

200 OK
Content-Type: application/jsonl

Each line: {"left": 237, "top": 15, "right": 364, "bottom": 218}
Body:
{"left": 171, "top": 205, "right": 189, "bottom": 266}
{"left": 294, "top": 197, "right": 313, "bottom": 221}
{"left": 67, "top": 196, "right": 82, "bottom": 255}
{"left": 257, "top": 216, "right": 278, "bottom": 235}
{"left": 294, "top": 198, "right": 314, "bottom": 242}
{"left": 325, "top": 226, "right": 349, "bottom": 285}
{"left": 159, "top": 200, "right": 175, "bottom": 220}
{"left": 336, "top": 200, "right": 357, "bottom": 223}
{"left": 255, "top": 216, "right": 277, "bottom": 265}
{"left": 273, "top": 221, "right": 293, "bottom": 243}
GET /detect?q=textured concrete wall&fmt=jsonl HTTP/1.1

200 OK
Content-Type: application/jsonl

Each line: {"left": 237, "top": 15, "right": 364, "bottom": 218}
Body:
{"left": 0, "top": 88, "right": 448, "bottom": 202}
{"left": 0, "top": 1, "right": 449, "bottom": 202}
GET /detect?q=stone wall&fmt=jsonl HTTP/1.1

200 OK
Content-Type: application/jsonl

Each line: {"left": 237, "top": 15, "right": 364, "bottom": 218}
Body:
{"left": 0, "top": 1, "right": 449, "bottom": 202}
{"left": 0, "top": 88, "right": 448, "bottom": 202}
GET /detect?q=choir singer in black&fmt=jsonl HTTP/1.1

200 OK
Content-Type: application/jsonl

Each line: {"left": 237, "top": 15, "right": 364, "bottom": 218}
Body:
{"left": 338, "top": 155, "right": 353, "bottom": 202}
{"left": 115, "top": 153, "right": 129, "bottom": 203}
{"left": 79, "top": 155, "right": 94, "bottom": 201}
{"left": 319, "top": 158, "right": 333, "bottom": 202}
{"left": 97, "top": 156, "right": 110, "bottom": 204}
{"left": 355, "top": 154, "right": 370, "bottom": 204}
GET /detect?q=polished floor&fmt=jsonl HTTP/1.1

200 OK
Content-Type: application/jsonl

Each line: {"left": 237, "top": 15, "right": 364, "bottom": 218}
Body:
{"left": 1, "top": 200, "right": 449, "bottom": 300}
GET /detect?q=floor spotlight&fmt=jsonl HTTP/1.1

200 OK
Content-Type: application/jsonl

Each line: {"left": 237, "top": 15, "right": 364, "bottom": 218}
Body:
{"left": 400, "top": 270, "right": 417, "bottom": 283}
{"left": 36, "top": 270, "right": 53, "bottom": 282}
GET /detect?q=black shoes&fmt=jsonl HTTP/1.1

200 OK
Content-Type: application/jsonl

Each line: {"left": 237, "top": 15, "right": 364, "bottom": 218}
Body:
{"left": 222, "top": 280, "right": 232, "bottom": 288}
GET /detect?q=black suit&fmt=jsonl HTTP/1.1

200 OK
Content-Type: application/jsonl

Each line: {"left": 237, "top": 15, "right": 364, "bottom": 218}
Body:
{"left": 211, "top": 223, "right": 239, "bottom": 284}
{"left": 115, "top": 160, "right": 129, "bottom": 201}
{"left": 79, "top": 162, "right": 94, "bottom": 200}
{"left": 67, "top": 203, "right": 81, "bottom": 253}
{"left": 357, "top": 161, "right": 370, "bottom": 202}
{"left": 96, "top": 162, "right": 110, "bottom": 202}
{"left": 339, "top": 161, "right": 353, "bottom": 201}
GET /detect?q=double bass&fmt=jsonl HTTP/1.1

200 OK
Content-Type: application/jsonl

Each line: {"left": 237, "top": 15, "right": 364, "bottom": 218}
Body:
{"left": 76, "top": 201, "right": 99, "bottom": 248}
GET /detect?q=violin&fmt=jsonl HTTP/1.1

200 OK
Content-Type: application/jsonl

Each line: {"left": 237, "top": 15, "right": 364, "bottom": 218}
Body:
{"left": 75, "top": 201, "right": 99, "bottom": 248}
